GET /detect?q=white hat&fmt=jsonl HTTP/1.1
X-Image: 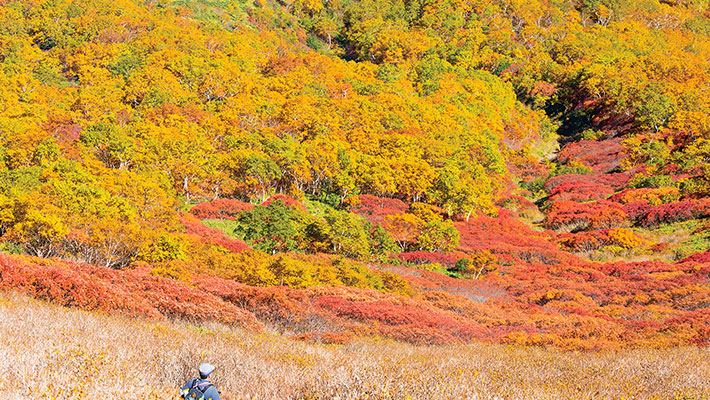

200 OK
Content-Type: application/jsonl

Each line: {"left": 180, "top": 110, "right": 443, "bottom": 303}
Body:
{"left": 199, "top": 363, "right": 215, "bottom": 379}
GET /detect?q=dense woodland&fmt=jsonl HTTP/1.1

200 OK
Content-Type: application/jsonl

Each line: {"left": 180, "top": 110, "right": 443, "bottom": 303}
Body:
{"left": 1, "top": 0, "right": 710, "bottom": 350}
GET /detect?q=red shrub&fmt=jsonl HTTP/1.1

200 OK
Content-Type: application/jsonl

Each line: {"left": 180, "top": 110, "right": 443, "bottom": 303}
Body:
{"left": 398, "top": 252, "right": 458, "bottom": 267}
{"left": 5, "top": 209, "right": 710, "bottom": 350}
{"left": 639, "top": 199, "right": 710, "bottom": 227}
{"left": 0, "top": 254, "right": 261, "bottom": 329}
{"left": 44, "top": 116, "right": 81, "bottom": 157}
{"left": 345, "top": 195, "right": 409, "bottom": 224}
{"left": 545, "top": 200, "right": 627, "bottom": 231}
{"left": 592, "top": 111, "right": 636, "bottom": 134}
{"left": 621, "top": 201, "right": 653, "bottom": 222}
{"left": 650, "top": 242, "right": 671, "bottom": 253}
{"left": 312, "top": 295, "right": 489, "bottom": 344}
{"left": 677, "top": 251, "right": 710, "bottom": 265}
{"left": 559, "top": 230, "right": 612, "bottom": 252}
{"left": 180, "top": 213, "right": 250, "bottom": 253}
{"left": 190, "top": 198, "right": 254, "bottom": 220}
{"left": 640, "top": 201, "right": 695, "bottom": 227}
{"left": 456, "top": 213, "right": 576, "bottom": 265}
{"left": 599, "top": 261, "right": 675, "bottom": 277}
{"left": 548, "top": 180, "right": 615, "bottom": 203}
{"left": 557, "top": 138, "right": 627, "bottom": 173}
{"left": 545, "top": 172, "right": 632, "bottom": 193}
{"left": 193, "top": 276, "right": 315, "bottom": 325}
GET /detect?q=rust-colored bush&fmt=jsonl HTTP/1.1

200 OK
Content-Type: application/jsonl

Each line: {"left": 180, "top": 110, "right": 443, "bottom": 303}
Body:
{"left": 190, "top": 199, "right": 254, "bottom": 220}
{"left": 545, "top": 200, "right": 627, "bottom": 231}
{"left": 345, "top": 195, "right": 409, "bottom": 224}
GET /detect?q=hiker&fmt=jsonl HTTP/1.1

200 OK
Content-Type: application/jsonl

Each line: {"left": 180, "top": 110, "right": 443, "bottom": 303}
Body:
{"left": 180, "top": 363, "right": 221, "bottom": 400}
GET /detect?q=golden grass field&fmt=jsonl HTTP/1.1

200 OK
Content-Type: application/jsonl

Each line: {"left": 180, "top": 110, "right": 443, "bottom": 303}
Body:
{"left": 0, "top": 292, "right": 708, "bottom": 399}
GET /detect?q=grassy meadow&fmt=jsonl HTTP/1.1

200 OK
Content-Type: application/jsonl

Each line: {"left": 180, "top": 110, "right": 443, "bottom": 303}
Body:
{"left": 1, "top": 292, "right": 707, "bottom": 400}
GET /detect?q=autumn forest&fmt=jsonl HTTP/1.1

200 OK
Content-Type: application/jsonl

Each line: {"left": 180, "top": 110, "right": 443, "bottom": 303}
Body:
{"left": 1, "top": 0, "right": 710, "bottom": 397}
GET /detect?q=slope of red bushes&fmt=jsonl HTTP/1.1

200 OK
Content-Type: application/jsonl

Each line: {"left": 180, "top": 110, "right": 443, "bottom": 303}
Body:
{"left": 454, "top": 210, "right": 577, "bottom": 265}
{"left": 4, "top": 173, "right": 710, "bottom": 350}
{"left": 180, "top": 213, "right": 250, "bottom": 253}
{"left": 1, "top": 244, "right": 709, "bottom": 349}
{"left": 0, "top": 254, "right": 261, "bottom": 329}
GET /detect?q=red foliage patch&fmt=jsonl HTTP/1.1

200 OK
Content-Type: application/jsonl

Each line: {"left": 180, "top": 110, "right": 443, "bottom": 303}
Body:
{"left": 180, "top": 213, "right": 250, "bottom": 253}
{"left": 43, "top": 116, "right": 82, "bottom": 160}
{"left": 190, "top": 199, "right": 254, "bottom": 220}
{"left": 547, "top": 180, "right": 615, "bottom": 203}
{"left": 677, "top": 250, "right": 710, "bottom": 265}
{"left": 192, "top": 276, "right": 314, "bottom": 325}
{"left": 44, "top": 117, "right": 81, "bottom": 145}
{"left": 621, "top": 201, "right": 653, "bottom": 222}
{"left": 545, "top": 200, "right": 627, "bottom": 231}
{"left": 312, "top": 295, "right": 489, "bottom": 344}
{"left": 559, "top": 230, "right": 615, "bottom": 252}
{"left": 398, "top": 252, "right": 459, "bottom": 268}
{"left": 0, "top": 254, "right": 261, "bottom": 329}
{"left": 345, "top": 195, "right": 409, "bottom": 224}
{"left": 3, "top": 248, "right": 710, "bottom": 349}
{"left": 638, "top": 199, "right": 710, "bottom": 227}
{"left": 456, "top": 212, "right": 576, "bottom": 265}
{"left": 195, "top": 276, "right": 495, "bottom": 345}
{"left": 557, "top": 138, "right": 627, "bottom": 173}
{"left": 544, "top": 172, "right": 632, "bottom": 193}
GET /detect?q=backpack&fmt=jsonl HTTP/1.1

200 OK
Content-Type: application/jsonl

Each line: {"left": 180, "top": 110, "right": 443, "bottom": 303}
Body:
{"left": 184, "top": 379, "right": 214, "bottom": 400}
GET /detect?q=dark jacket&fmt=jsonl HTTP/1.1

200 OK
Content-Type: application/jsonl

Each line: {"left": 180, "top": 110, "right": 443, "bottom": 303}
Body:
{"left": 180, "top": 378, "right": 221, "bottom": 400}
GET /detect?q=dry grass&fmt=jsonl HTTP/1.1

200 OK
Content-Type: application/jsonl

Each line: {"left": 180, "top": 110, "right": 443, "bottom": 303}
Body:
{"left": 0, "top": 292, "right": 708, "bottom": 400}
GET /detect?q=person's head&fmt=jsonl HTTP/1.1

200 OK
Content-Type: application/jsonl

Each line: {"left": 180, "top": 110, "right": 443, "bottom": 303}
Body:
{"left": 199, "top": 363, "right": 215, "bottom": 379}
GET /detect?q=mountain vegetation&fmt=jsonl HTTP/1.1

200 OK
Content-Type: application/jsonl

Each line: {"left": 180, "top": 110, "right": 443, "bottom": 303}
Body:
{"left": 1, "top": 0, "right": 710, "bottom": 361}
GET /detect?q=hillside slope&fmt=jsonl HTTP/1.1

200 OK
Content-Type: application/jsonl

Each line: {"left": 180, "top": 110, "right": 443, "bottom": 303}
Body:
{"left": 2, "top": 292, "right": 709, "bottom": 399}
{"left": 1, "top": 0, "right": 710, "bottom": 354}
